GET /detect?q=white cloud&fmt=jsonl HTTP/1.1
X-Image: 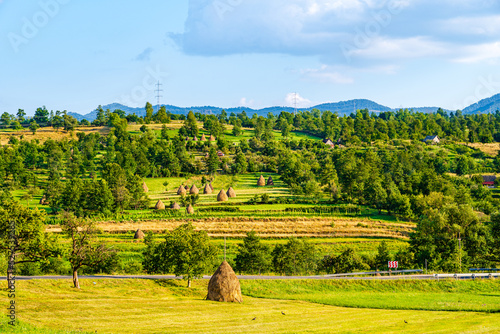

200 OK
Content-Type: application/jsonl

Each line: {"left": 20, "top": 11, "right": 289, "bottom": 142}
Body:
{"left": 348, "top": 36, "right": 448, "bottom": 59}
{"left": 440, "top": 15, "right": 500, "bottom": 36}
{"left": 455, "top": 42, "right": 500, "bottom": 64}
{"left": 301, "top": 65, "right": 354, "bottom": 84}
{"left": 171, "top": 0, "right": 500, "bottom": 66}
{"left": 239, "top": 97, "right": 255, "bottom": 107}
{"left": 285, "top": 93, "right": 312, "bottom": 108}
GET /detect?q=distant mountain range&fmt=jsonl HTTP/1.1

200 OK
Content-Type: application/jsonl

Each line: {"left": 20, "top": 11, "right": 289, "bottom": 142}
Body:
{"left": 68, "top": 94, "right": 500, "bottom": 122}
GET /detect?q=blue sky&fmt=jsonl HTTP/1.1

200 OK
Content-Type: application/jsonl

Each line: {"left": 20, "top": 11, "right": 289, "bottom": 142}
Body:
{"left": 1, "top": 0, "right": 500, "bottom": 115}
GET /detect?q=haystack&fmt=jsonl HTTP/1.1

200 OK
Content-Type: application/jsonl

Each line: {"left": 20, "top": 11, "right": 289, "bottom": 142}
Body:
{"left": 209, "top": 183, "right": 214, "bottom": 191}
{"left": 201, "top": 134, "right": 206, "bottom": 141}
{"left": 267, "top": 176, "right": 274, "bottom": 186}
{"left": 39, "top": 195, "right": 47, "bottom": 205}
{"left": 204, "top": 183, "right": 213, "bottom": 194}
{"left": 177, "top": 186, "right": 187, "bottom": 196}
{"left": 227, "top": 187, "right": 236, "bottom": 198}
{"left": 209, "top": 135, "right": 216, "bottom": 141}
{"left": 190, "top": 184, "right": 199, "bottom": 195}
{"left": 186, "top": 204, "right": 195, "bottom": 214}
{"left": 193, "top": 136, "right": 198, "bottom": 141}
{"left": 207, "top": 261, "right": 243, "bottom": 303}
{"left": 142, "top": 182, "right": 149, "bottom": 193}
{"left": 171, "top": 202, "right": 181, "bottom": 210}
{"left": 155, "top": 200, "right": 165, "bottom": 210}
{"left": 217, "top": 189, "right": 228, "bottom": 202}
{"left": 257, "top": 175, "right": 266, "bottom": 187}
{"left": 134, "top": 229, "right": 145, "bottom": 240}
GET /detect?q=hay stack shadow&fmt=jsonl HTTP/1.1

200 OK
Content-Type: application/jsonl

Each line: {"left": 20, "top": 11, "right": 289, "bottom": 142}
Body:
{"left": 207, "top": 261, "right": 242, "bottom": 303}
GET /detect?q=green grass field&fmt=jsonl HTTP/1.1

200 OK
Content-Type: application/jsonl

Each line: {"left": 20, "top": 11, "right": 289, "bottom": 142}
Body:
{"left": 1, "top": 279, "right": 499, "bottom": 334}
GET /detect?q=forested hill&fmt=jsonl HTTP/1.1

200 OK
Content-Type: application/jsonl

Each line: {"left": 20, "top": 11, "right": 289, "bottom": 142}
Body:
{"left": 68, "top": 98, "right": 460, "bottom": 122}
{"left": 463, "top": 93, "right": 500, "bottom": 114}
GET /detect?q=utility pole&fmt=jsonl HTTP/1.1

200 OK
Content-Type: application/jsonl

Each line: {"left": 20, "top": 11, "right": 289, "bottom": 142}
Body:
{"left": 458, "top": 232, "right": 462, "bottom": 273}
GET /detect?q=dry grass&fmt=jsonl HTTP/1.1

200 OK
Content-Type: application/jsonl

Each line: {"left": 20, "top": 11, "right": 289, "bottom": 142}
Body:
{"left": 0, "top": 126, "right": 110, "bottom": 145}
{"left": 46, "top": 217, "right": 414, "bottom": 239}
{"left": 468, "top": 142, "right": 500, "bottom": 156}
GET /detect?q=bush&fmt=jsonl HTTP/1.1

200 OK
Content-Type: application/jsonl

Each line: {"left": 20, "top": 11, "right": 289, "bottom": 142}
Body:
{"left": 40, "top": 256, "right": 71, "bottom": 275}
{"left": 120, "top": 259, "right": 143, "bottom": 274}
{"left": 17, "top": 262, "right": 42, "bottom": 276}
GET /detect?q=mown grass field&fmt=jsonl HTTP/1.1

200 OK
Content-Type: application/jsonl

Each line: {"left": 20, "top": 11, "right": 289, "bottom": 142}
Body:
{"left": 1, "top": 279, "right": 499, "bottom": 334}
{"left": 242, "top": 279, "right": 500, "bottom": 312}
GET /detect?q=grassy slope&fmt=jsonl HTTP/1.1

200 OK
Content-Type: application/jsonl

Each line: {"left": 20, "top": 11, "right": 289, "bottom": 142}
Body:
{"left": 242, "top": 279, "right": 500, "bottom": 312}
{"left": 1, "top": 279, "right": 499, "bottom": 334}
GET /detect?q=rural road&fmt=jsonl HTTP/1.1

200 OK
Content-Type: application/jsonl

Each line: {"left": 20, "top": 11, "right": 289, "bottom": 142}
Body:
{"left": 2, "top": 273, "right": 498, "bottom": 281}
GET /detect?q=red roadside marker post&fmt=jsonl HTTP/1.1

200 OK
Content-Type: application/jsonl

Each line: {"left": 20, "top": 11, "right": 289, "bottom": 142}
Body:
{"left": 388, "top": 261, "right": 398, "bottom": 276}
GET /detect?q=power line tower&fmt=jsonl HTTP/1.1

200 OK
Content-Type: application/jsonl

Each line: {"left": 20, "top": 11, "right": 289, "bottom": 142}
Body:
{"left": 155, "top": 81, "right": 163, "bottom": 114}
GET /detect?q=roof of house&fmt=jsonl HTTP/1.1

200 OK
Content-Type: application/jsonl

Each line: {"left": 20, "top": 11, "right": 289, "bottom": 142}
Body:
{"left": 423, "top": 135, "right": 439, "bottom": 141}
{"left": 322, "top": 138, "right": 334, "bottom": 145}
{"left": 482, "top": 175, "right": 497, "bottom": 183}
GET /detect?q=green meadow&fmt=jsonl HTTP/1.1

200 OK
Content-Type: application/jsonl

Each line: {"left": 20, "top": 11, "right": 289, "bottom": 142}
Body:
{"left": 1, "top": 279, "right": 499, "bottom": 334}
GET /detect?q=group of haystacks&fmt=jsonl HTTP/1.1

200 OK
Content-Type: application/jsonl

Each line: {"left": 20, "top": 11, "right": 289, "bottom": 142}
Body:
{"left": 153, "top": 199, "right": 187, "bottom": 212}
{"left": 257, "top": 175, "right": 274, "bottom": 186}
{"left": 175, "top": 182, "right": 237, "bottom": 203}
{"left": 188, "top": 134, "right": 216, "bottom": 142}
{"left": 216, "top": 187, "right": 236, "bottom": 202}
{"left": 176, "top": 184, "right": 203, "bottom": 196}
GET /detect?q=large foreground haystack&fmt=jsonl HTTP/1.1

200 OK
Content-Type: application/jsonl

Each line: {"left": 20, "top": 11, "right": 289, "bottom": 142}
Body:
{"left": 207, "top": 261, "right": 242, "bottom": 303}
{"left": 155, "top": 200, "right": 165, "bottom": 210}
{"left": 204, "top": 183, "right": 213, "bottom": 194}
{"left": 134, "top": 229, "right": 145, "bottom": 240}
{"left": 226, "top": 187, "right": 236, "bottom": 198}
{"left": 217, "top": 189, "right": 228, "bottom": 202}
{"left": 142, "top": 182, "right": 149, "bottom": 193}
{"left": 186, "top": 204, "right": 194, "bottom": 214}
{"left": 190, "top": 184, "right": 199, "bottom": 195}
{"left": 257, "top": 175, "right": 266, "bottom": 186}
{"left": 171, "top": 202, "right": 181, "bottom": 210}
{"left": 267, "top": 176, "right": 274, "bottom": 186}
{"left": 177, "top": 186, "right": 187, "bottom": 196}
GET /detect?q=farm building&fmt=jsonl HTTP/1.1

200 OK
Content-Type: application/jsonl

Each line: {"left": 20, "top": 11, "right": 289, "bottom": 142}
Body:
{"left": 217, "top": 150, "right": 225, "bottom": 157}
{"left": 322, "top": 138, "right": 334, "bottom": 148}
{"left": 423, "top": 135, "right": 440, "bottom": 144}
{"left": 482, "top": 175, "right": 496, "bottom": 187}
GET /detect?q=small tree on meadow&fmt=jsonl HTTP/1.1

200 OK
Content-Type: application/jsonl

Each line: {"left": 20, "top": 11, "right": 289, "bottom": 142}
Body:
{"left": 29, "top": 121, "right": 40, "bottom": 135}
{"left": 60, "top": 211, "right": 115, "bottom": 289}
{"left": 375, "top": 240, "right": 390, "bottom": 270}
{"left": 143, "top": 223, "right": 218, "bottom": 287}
{"left": 0, "top": 200, "right": 59, "bottom": 285}
{"left": 234, "top": 231, "right": 271, "bottom": 274}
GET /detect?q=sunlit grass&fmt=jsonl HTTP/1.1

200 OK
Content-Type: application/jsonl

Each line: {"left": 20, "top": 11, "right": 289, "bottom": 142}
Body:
{"left": 1, "top": 279, "right": 499, "bottom": 334}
